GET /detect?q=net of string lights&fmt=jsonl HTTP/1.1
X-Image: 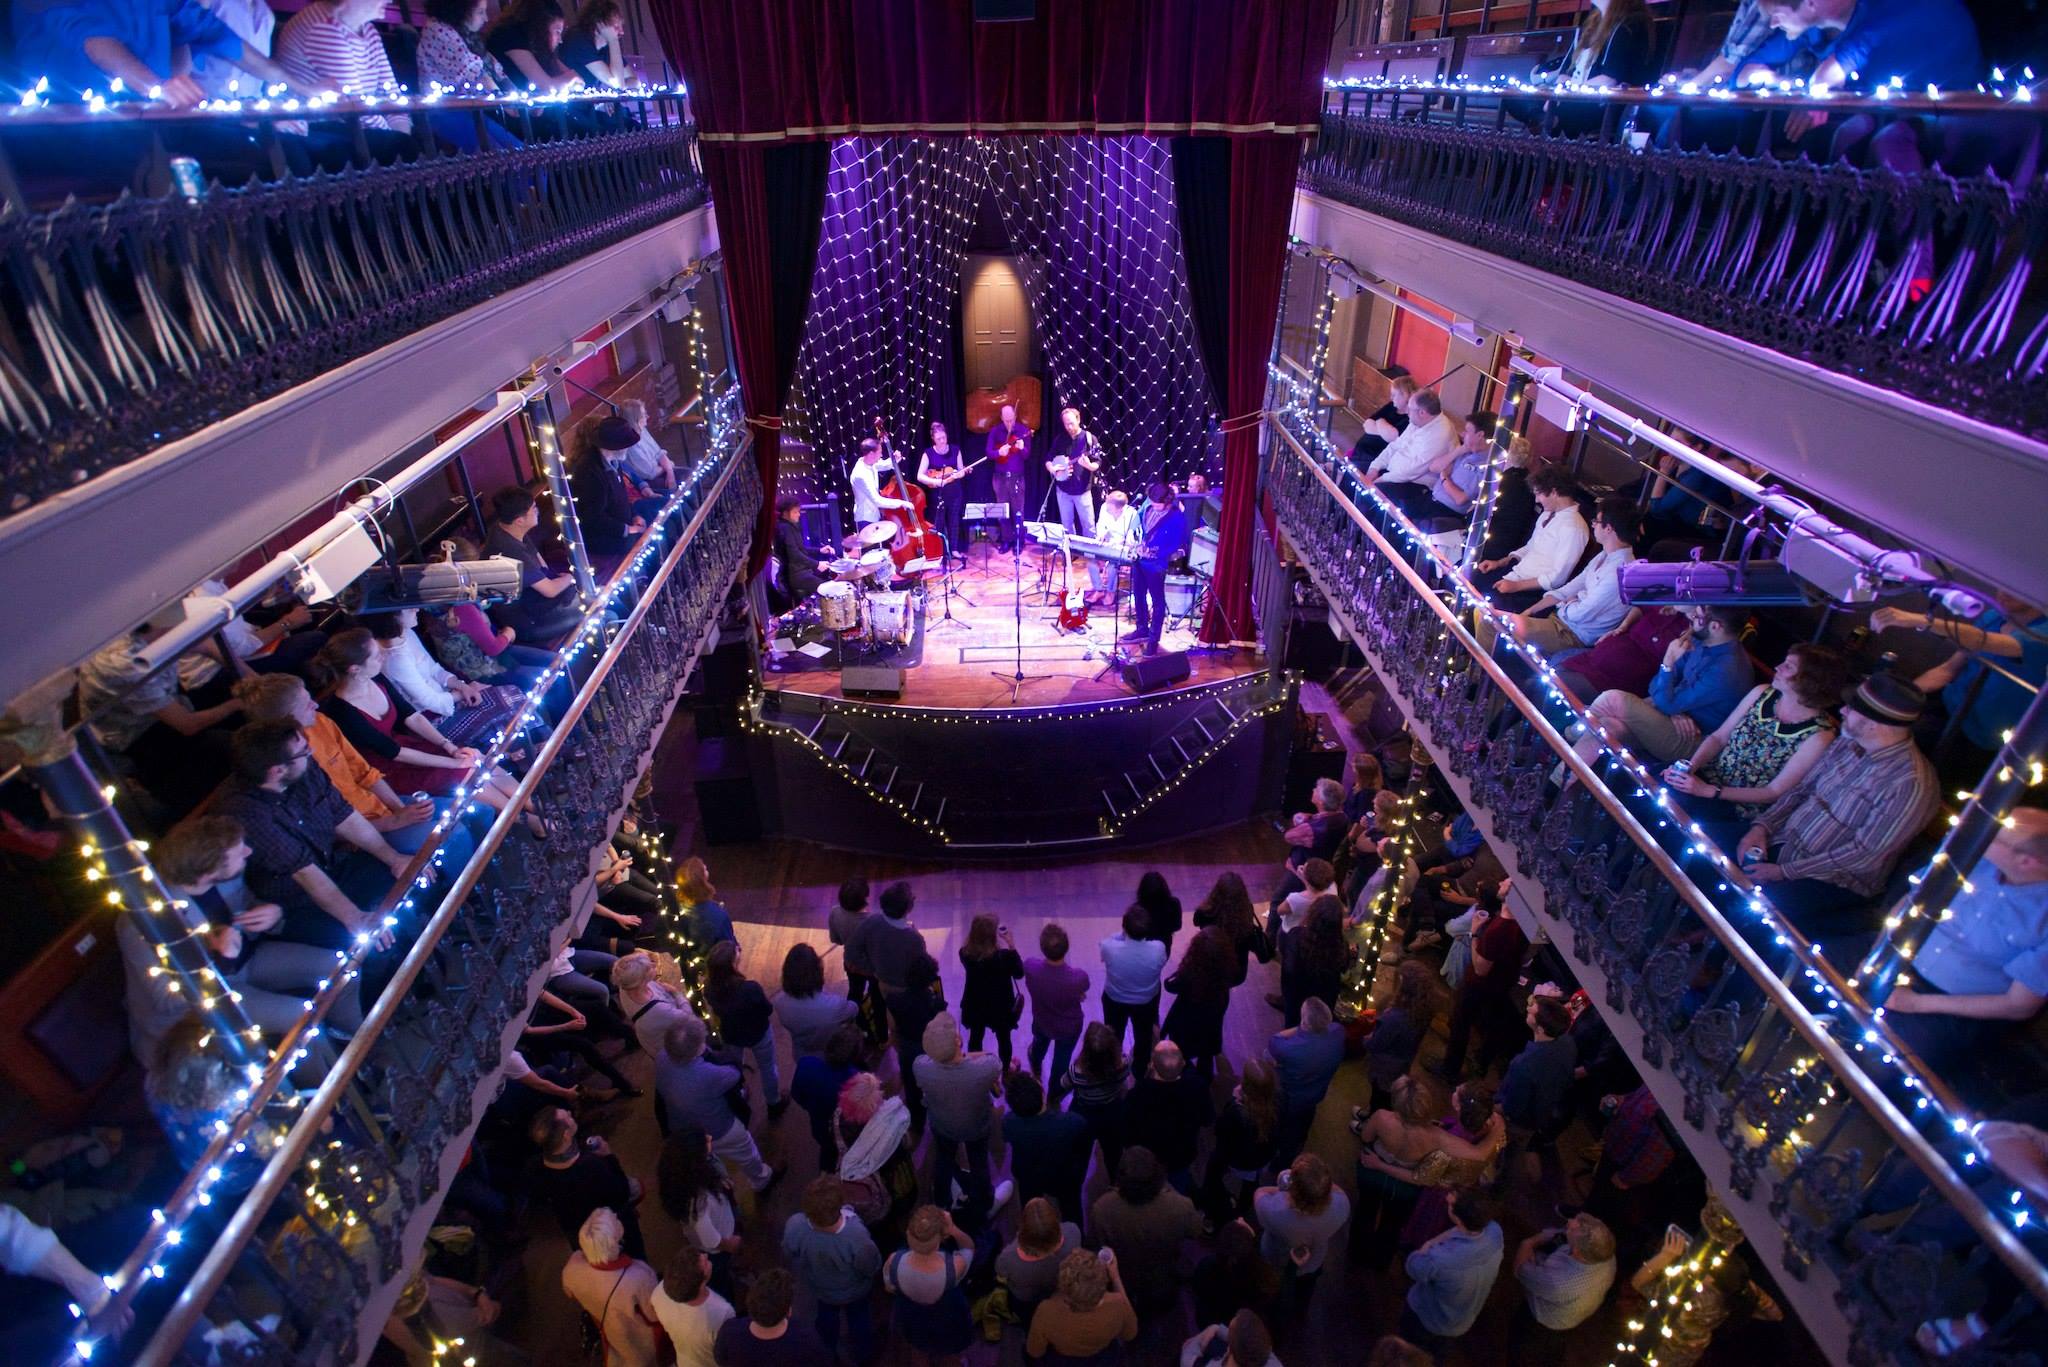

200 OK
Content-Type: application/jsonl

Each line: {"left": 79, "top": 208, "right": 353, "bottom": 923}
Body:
{"left": 786, "top": 137, "right": 982, "bottom": 507}
{"left": 1264, "top": 296, "right": 2040, "bottom": 1236}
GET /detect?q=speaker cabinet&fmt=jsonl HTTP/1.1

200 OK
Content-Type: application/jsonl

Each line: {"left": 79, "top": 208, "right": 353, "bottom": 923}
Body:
{"left": 1120, "top": 650, "right": 1191, "bottom": 694}
{"left": 841, "top": 665, "right": 906, "bottom": 698}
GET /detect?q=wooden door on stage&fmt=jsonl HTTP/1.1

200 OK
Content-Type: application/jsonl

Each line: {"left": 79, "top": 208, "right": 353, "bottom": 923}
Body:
{"left": 962, "top": 254, "right": 1034, "bottom": 396}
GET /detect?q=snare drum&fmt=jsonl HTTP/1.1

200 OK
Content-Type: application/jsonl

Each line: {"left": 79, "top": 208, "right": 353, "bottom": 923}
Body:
{"left": 828, "top": 556, "right": 863, "bottom": 581}
{"left": 858, "top": 548, "right": 893, "bottom": 583}
{"left": 868, "top": 589, "right": 912, "bottom": 645}
{"left": 817, "top": 581, "right": 861, "bottom": 631}
{"left": 1165, "top": 574, "right": 1200, "bottom": 616}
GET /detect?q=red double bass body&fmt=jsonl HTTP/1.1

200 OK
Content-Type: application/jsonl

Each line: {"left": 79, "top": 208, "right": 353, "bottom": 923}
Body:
{"left": 876, "top": 418, "right": 945, "bottom": 571}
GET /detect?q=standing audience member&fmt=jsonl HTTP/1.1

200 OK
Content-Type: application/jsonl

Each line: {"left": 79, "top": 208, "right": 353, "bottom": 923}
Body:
{"left": 1514, "top": 1213, "right": 1618, "bottom": 1355}
{"left": 703, "top": 941, "right": 781, "bottom": 1111}
{"left": 792, "top": 1025, "right": 866, "bottom": 1171}
{"left": 887, "top": 952, "right": 948, "bottom": 1131}
{"left": 1362, "top": 960, "right": 1436, "bottom": 1113}
{"left": 1278, "top": 897, "right": 1352, "bottom": 1028}
{"left": 782, "top": 1176, "right": 881, "bottom": 1366}
{"left": 657, "top": 1125, "right": 740, "bottom": 1292}
{"left": 676, "top": 857, "right": 737, "bottom": 948}
{"left": 1025, "top": 1249, "right": 1140, "bottom": 1361}
{"left": 1001, "top": 1070, "right": 1093, "bottom": 1230}
{"left": 1024, "top": 922, "right": 1090, "bottom": 1103}
{"left": 524, "top": 1109, "right": 645, "bottom": 1259}
{"left": 958, "top": 914, "right": 1025, "bottom": 1067}
{"left": 998, "top": 1197, "right": 1084, "bottom": 1317}
{"left": 1065, "top": 1020, "right": 1134, "bottom": 1180}
{"left": 852, "top": 881, "right": 930, "bottom": 996}
{"left": 912, "top": 1012, "right": 1010, "bottom": 1217}
{"left": 1438, "top": 886, "right": 1529, "bottom": 1081}
{"left": 1128, "top": 1040, "right": 1216, "bottom": 1194}
{"left": 655, "top": 1017, "right": 780, "bottom": 1193}
{"left": 1497, "top": 995, "right": 1579, "bottom": 1189}
{"left": 1252, "top": 1153, "right": 1352, "bottom": 1302}
{"left": 1100, "top": 905, "right": 1170, "bottom": 1064}
{"left": 1090, "top": 1147, "right": 1207, "bottom": 1321}
{"left": 1163, "top": 924, "right": 1238, "bottom": 1078}
{"left": 1195, "top": 871, "right": 1270, "bottom": 977}
{"left": 829, "top": 877, "right": 885, "bottom": 1044}
{"left": 713, "top": 1268, "right": 827, "bottom": 1366}
{"left": 1206, "top": 1057, "right": 1280, "bottom": 1222}
{"left": 650, "top": 1244, "right": 732, "bottom": 1367}
{"left": 1349, "top": 1077, "right": 1504, "bottom": 1272}
{"left": 560, "top": 1208, "right": 662, "bottom": 1367}
{"left": 613, "top": 951, "right": 696, "bottom": 1059}
{"left": 1189, "top": 1220, "right": 1283, "bottom": 1337}
{"left": 1136, "top": 870, "right": 1186, "bottom": 948}
{"left": 1269, "top": 998, "right": 1345, "bottom": 1163}
{"left": 881, "top": 1205, "right": 977, "bottom": 1365}
{"left": 773, "top": 942, "right": 859, "bottom": 1060}
{"left": 1401, "top": 1189, "right": 1504, "bottom": 1347}
{"left": 1180, "top": 1309, "right": 1280, "bottom": 1367}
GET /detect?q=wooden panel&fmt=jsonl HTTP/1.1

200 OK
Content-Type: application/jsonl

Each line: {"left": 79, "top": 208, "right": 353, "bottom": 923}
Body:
{"left": 1352, "top": 357, "right": 1398, "bottom": 415}
{"left": 961, "top": 255, "right": 1034, "bottom": 397}
{"left": 0, "top": 913, "right": 127, "bottom": 1122}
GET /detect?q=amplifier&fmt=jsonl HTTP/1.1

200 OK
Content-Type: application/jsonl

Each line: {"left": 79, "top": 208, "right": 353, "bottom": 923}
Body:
{"left": 841, "top": 665, "right": 906, "bottom": 698}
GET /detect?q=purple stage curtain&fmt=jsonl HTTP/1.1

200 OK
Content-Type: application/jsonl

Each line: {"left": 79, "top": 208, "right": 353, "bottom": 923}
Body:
{"left": 983, "top": 137, "right": 1216, "bottom": 493}
{"left": 694, "top": 141, "right": 830, "bottom": 572}
{"left": 654, "top": 0, "right": 1335, "bottom": 142}
{"left": 1172, "top": 135, "right": 1304, "bottom": 647}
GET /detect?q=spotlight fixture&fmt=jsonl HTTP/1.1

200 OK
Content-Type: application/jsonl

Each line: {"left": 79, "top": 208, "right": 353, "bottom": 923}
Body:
{"left": 341, "top": 553, "right": 525, "bottom": 615}
{"left": 1619, "top": 557, "right": 1810, "bottom": 607}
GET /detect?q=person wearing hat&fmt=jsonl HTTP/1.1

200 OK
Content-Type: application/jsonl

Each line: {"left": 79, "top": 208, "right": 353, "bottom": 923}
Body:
{"left": 1731, "top": 674, "right": 1940, "bottom": 937}
{"left": 569, "top": 413, "right": 653, "bottom": 557}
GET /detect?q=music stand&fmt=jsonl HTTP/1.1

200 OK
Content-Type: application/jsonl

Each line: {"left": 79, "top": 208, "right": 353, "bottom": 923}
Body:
{"left": 991, "top": 513, "right": 1051, "bottom": 704}
{"left": 927, "top": 527, "right": 974, "bottom": 634}
{"left": 966, "top": 501, "right": 1008, "bottom": 573}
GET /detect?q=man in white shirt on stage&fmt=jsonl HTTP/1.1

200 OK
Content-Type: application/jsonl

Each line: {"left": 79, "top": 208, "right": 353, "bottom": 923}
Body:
{"left": 849, "top": 439, "right": 914, "bottom": 528}
{"left": 1088, "top": 488, "right": 1140, "bottom": 605}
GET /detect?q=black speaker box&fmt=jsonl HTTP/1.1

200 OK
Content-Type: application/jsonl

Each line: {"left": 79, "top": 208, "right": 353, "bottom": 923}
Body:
{"left": 1121, "top": 650, "right": 1191, "bottom": 694}
{"left": 841, "top": 665, "right": 906, "bottom": 698}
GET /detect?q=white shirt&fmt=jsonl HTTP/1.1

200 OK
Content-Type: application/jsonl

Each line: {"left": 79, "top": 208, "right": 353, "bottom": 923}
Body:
{"left": 380, "top": 625, "right": 463, "bottom": 717}
{"left": 1554, "top": 547, "right": 1637, "bottom": 641}
{"left": 622, "top": 429, "right": 669, "bottom": 484}
{"left": 1096, "top": 502, "right": 1139, "bottom": 547}
{"left": 650, "top": 1284, "right": 734, "bottom": 1367}
{"left": 1366, "top": 412, "right": 1457, "bottom": 484}
{"left": 1507, "top": 505, "right": 1590, "bottom": 591}
{"left": 850, "top": 458, "right": 911, "bottom": 526}
{"left": 191, "top": 0, "right": 276, "bottom": 97}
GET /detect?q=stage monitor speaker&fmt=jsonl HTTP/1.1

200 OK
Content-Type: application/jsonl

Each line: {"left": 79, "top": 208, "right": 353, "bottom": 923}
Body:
{"left": 974, "top": 0, "right": 1034, "bottom": 18}
{"left": 1121, "top": 650, "right": 1191, "bottom": 694}
{"left": 842, "top": 665, "right": 905, "bottom": 698}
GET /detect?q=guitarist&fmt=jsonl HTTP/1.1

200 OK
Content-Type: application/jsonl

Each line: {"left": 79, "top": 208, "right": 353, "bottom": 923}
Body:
{"left": 916, "top": 421, "right": 968, "bottom": 569}
{"left": 1123, "top": 483, "right": 1189, "bottom": 657}
{"left": 983, "top": 402, "right": 1033, "bottom": 552}
{"left": 1046, "top": 406, "right": 1102, "bottom": 540}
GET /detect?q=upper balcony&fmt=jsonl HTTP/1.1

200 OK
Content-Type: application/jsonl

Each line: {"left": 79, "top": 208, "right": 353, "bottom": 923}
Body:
{"left": 1293, "top": 76, "right": 2048, "bottom": 607}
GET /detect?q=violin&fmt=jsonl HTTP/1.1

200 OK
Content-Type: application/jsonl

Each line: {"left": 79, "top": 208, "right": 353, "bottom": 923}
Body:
{"left": 876, "top": 416, "right": 945, "bottom": 571}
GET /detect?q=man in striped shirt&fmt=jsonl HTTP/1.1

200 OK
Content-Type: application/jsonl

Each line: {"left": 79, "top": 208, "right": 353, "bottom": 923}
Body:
{"left": 1735, "top": 674, "right": 1938, "bottom": 938}
{"left": 275, "top": 0, "right": 411, "bottom": 138}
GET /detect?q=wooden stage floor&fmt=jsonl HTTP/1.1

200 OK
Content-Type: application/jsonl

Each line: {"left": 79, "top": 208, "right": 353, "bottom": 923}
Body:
{"left": 761, "top": 539, "right": 1261, "bottom": 708}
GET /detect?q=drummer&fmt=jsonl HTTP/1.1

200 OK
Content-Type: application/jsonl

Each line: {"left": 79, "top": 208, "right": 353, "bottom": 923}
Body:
{"left": 773, "top": 495, "right": 829, "bottom": 602}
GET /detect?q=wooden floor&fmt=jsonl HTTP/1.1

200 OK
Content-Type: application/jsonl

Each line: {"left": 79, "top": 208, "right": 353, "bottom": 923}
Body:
{"left": 762, "top": 537, "right": 1262, "bottom": 708}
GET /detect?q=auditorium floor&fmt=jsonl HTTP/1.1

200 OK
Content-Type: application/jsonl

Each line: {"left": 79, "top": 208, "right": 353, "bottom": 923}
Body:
{"left": 760, "top": 538, "right": 1262, "bottom": 707}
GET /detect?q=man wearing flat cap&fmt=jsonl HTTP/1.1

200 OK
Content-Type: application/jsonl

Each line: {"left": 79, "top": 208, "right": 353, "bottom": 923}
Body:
{"left": 571, "top": 413, "right": 654, "bottom": 556}
{"left": 1733, "top": 674, "right": 1940, "bottom": 937}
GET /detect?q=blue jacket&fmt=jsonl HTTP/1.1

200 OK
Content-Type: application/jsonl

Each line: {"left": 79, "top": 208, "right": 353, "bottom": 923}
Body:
{"left": 1647, "top": 637, "right": 1753, "bottom": 731}
{"left": 783, "top": 1210, "right": 881, "bottom": 1306}
{"left": 1134, "top": 501, "right": 1188, "bottom": 576}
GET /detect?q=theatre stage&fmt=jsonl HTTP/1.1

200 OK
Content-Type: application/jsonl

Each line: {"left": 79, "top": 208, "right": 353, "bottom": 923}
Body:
{"left": 760, "top": 539, "right": 1262, "bottom": 709}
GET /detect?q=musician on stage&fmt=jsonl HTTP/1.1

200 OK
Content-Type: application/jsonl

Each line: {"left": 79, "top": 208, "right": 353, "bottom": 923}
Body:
{"left": 1123, "top": 482, "right": 1189, "bottom": 656}
{"left": 772, "top": 494, "right": 828, "bottom": 605}
{"left": 1046, "top": 406, "right": 1101, "bottom": 538}
{"left": 984, "top": 403, "right": 1032, "bottom": 551}
{"left": 917, "top": 420, "right": 968, "bottom": 569}
{"left": 850, "top": 438, "right": 914, "bottom": 527}
{"left": 1089, "top": 488, "right": 1140, "bottom": 606}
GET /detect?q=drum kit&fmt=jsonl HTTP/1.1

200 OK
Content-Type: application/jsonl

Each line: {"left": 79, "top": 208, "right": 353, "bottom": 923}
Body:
{"left": 808, "top": 520, "right": 923, "bottom": 648}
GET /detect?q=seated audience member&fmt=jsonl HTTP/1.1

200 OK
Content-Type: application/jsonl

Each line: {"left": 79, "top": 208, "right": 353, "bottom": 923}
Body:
{"left": 1402, "top": 1189, "right": 1504, "bottom": 1345}
{"left": 571, "top": 415, "right": 652, "bottom": 559}
{"left": 1090, "top": 1147, "right": 1206, "bottom": 1318}
{"left": 1504, "top": 498, "right": 1639, "bottom": 655}
{"left": 1349, "top": 374, "right": 1415, "bottom": 468}
{"left": 13, "top": 0, "right": 305, "bottom": 106}
{"left": 1514, "top": 1212, "right": 1617, "bottom": 1338}
{"left": 418, "top": 592, "right": 551, "bottom": 699}
{"left": 782, "top": 1176, "right": 880, "bottom": 1364}
{"left": 714, "top": 1267, "right": 827, "bottom": 1366}
{"left": 1732, "top": 676, "right": 1940, "bottom": 936}
{"left": 1181, "top": 1309, "right": 1279, "bottom": 1367}
{"left": 1473, "top": 435, "right": 1539, "bottom": 565}
{"left": 1382, "top": 409, "right": 1493, "bottom": 522}
{"left": 485, "top": 0, "right": 578, "bottom": 92}
{"left": 214, "top": 720, "right": 418, "bottom": 949}
{"left": 1553, "top": 604, "right": 1691, "bottom": 704}
{"left": 177, "top": 583, "right": 321, "bottom": 691}
{"left": 485, "top": 487, "right": 585, "bottom": 643}
{"left": 1885, "top": 594, "right": 2048, "bottom": 784}
{"left": 1679, "top": 0, "right": 1770, "bottom": 85}
{"left": 880, "top": 1205, "right": 976, "bottom": 1362}
{"left": 1273, "top": 779, "right": 1349, "bottom": 924}
{"left": 1570, "top": 604, "right": 1754, "bottom": 770}
{"left": 1253, "top": 1152, "right": 1352, "bottom": 1295}
{"left": 1026, "top": 1248, "right": 1140, "bottom": 1361}
{"left": 117, "top": 814, "right": 361, "bottom": 1071}
{"left": 655, "top": 1016, "right": 779, "bottom": 1192}
{"left": 0, "top": 1204, "right": 135, "bottom": 1352}
{"left": 361, "top": 610, "right": 526, "bottom": 754}
{"left": 78, "top": 621, "right": 242, "bottom": 817}
{"left": 1002, "top": 1070, "right": 1092, "bottom": 1228}
{"left": 1543, "top": 0, "right": 1654, "bottom": 91}
{"left": 1660, "top": 643, "right": 1846, "bottom": 824}
{"left": 1358, "top": 389, "right": 1457, "bottom": 498}
{"left": 1472, "top": 468, "right": 1588, "bottom": 612}
{"left": 274, "top": 0, "right": 419, "bottom": 165}
{"left": 649, "top": 1245, "right": 733, "bottom": 1367}
{"left": 1638, "top": 453, "right": 1731, "bottom": 551}
{"left": 558, "top": 0, "right": 626, "bottom": 87}
{"left": 1413, "top": 411, "right": 1497, "bottom": 534}
{"left": 618, "top": 400, "right": 677, "bottom": 492}
{"left": 997, "top": 1197, "right": 1083, "bottom": 1316}
{"left": 1880, "top": 806, "right": 2048, "bottom": 1074}
{"left": 528, "top": 1111, "right": 645, "bottom": 1256}
{"left": 1743, "top": 0, "right": 1982, "bottom": 99}
{"left": 560, "top": 1208, "right": 661, "bottom": 1367}
{"left": 417, "top": 0, "right": 512, "bottom": 89}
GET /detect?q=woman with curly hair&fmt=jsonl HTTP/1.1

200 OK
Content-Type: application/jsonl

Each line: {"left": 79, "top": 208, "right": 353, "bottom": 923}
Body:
{"left": 1279, "top": 895, "right": 1354, "bottom": 1027}
{"left": 1193, "top": 870, "right": 1269, "bottom": 977}
{"left": 1162, "top": 923, "right": 1237, "bottom": 1078}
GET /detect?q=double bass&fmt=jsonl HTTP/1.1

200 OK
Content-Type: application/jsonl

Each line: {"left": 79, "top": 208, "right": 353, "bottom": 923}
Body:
{"left": 874, "top": 416, "right": 945, "bottom": 572}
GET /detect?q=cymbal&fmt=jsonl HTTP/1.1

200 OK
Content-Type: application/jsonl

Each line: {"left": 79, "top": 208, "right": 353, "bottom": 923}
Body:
{"left": 857, "top": 521, "right": 899, "bottom": 547}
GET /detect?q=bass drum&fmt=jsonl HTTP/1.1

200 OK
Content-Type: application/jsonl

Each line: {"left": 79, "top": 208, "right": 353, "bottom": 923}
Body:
{"left": 817, "top": 581, "right": 861, "bottom": 632}
{"left": 868, "top": 589, "right": 913, "bottom": 645}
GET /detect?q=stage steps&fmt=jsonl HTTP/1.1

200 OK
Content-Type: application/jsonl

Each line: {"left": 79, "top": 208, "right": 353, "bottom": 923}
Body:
{"left": 1097, "top": 694, "right": 1244, "bottom": 827}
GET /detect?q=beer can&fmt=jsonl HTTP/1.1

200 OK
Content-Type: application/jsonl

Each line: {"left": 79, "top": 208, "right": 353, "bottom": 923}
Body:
{"left": 168, "top": 156, "right": 206, "bottom": 200}
{"left": 1664, "top": 759, "right": 1690, "bottom": 785}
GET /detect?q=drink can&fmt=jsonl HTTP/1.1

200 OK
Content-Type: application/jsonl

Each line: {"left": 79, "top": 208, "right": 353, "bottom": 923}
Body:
{"left": 1740, "top": 847, "right": 1762, "bottom": 871}
{"left": 410, "top": 791, "right": 432, "bottom": 807}
{"left": 168, "top": 156, "right": 206, "bottom": 201}
{"left": 1665, "top": 759, "right": 1690, "bottom": 784}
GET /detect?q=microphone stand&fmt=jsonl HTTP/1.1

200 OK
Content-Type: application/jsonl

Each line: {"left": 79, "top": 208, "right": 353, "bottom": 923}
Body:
{"left": 991, "top": 509, "right": 1050, "bottom": 704}
{"left": 927, "top": 525, "right": 973, "bottom": 634}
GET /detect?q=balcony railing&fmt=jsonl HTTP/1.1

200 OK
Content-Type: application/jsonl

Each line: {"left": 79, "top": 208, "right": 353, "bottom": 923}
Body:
{"left": 1302, "top": 89, "right": 2048, "bottom": 444}
{"left": 0, "top": 92, "right": 705, "bottom": 518}
{"left": 60, "top": 415, "right": 760, "bottom": 1367}
{"left": 1261, "top": 408, "right": 2047, "bottom": 1364}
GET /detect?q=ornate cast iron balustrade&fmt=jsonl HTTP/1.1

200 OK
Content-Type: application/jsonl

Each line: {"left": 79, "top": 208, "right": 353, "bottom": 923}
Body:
{"left": 110, "top": 432, "right": 759, "bottom": 1367}
{"left": 1303, "top": 104, "right": 2048, "bottom": 443}
{"left": 0, "top": 100, "right": 704, "bottom": 517}
{"left": 1262, "top": 419, "right": 2046, "bottom": 1365}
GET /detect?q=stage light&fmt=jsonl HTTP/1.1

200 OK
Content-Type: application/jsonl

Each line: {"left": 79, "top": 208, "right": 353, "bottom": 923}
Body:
{"left": 287, "top": 520, "right": 382, "bottom": 604}
{"left": 340, "top": 554, "right": 525, "bottom": 615}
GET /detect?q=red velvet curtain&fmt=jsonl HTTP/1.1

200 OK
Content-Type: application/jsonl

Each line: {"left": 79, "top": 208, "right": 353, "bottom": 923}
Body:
{"left": 654, "top": 0, "right": 1334, "bottom": 141}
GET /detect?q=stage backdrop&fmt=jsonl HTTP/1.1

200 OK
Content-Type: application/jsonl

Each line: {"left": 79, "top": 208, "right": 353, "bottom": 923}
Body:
{"left": 652, "top": 0, "right": 1339, "bottom": 640}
